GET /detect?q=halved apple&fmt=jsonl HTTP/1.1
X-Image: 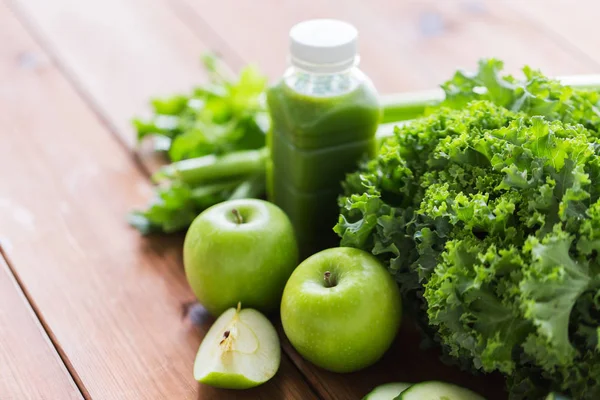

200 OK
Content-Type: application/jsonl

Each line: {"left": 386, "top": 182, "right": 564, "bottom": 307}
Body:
{"left": 194, "top": 303, "right": 280, "bottom": 389}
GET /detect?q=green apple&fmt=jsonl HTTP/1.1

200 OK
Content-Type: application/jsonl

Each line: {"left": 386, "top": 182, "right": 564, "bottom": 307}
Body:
{"left": 281, "top": 247, "right": 402, "bottom": 373}
{"left": 184, "top": 199, "right": 298, "bottom": 316}
{"left": 194, "top": 303, "right": 280, "bottom": 389}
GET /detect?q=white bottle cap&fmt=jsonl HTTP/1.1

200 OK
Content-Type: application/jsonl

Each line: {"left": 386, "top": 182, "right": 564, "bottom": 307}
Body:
{"left": 289, "top": 19, "right": 358, "bottom": 73}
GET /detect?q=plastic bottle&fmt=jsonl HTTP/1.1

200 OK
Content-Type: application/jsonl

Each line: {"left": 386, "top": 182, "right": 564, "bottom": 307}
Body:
{"left": 267, "top": 19, "right": 381, "bottom": 257}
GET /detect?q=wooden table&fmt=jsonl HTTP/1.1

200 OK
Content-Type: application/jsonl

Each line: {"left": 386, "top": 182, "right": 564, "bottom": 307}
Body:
{"left": 0, "top": 1, "right": 597, "bottom": 399}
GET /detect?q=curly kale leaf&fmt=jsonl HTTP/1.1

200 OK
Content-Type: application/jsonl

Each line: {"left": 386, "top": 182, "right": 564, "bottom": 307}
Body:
{"left": 441, "top": 58, "right": 600, "bottom": 134}
{"left": 421, "top": 113, "right": 600, "bottom": 398}
{"left": 521, "top": 230, "right": 594, "bottom": 370}
{"left": 337, "top": 93, "right": 600, "bottom": 398}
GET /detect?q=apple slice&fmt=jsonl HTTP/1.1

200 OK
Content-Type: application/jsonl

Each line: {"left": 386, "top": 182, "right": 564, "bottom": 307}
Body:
{"left": 193, "top": 303, "right": 281, "bottom": 389}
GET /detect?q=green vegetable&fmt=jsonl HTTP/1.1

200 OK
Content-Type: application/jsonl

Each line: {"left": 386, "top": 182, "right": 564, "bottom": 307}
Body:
{"left": 130, "top": 57, "right": 600, "bottom": 236}
{"left": 377, "top": 66, "right": 600, "bottom": 125}
{"left": 153, "top": 147, "right": 268, "bottom": 185}
{"left": 134, "top": 53, "right": 268, "bottom": 161}
{"left": 440, "top": 59, "right": 600, "bottom": 133}
{"left": 129, "top": 57, "right": 422, "bottom": 234}
{"left": 336, "top": 60, "right": 600, "bottom": 399}
{"left": 127, "top": 167, "right": 268, "bottom": 235}
{"left": 128, "top": 179, "right": 243, "bottom": 234}
{"left": 130, "top": 56, "right": 270, "bottom": 233}
{"left": 379, "top": 90, "right": 443, "bottom": 123}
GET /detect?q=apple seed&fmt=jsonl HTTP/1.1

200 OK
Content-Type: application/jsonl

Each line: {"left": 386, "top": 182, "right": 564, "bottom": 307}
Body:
{"left": 220, "top": 330, "right": 231, "bottom": 345}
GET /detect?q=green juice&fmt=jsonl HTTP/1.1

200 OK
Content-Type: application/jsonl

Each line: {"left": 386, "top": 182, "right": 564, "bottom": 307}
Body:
{"left": 267, "top": 72, "right": 381, "bottom": 256}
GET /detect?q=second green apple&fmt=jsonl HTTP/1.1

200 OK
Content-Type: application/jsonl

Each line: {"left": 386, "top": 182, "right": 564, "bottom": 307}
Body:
{"left": 281, "top": 247, "right": 402, "bottom": 373}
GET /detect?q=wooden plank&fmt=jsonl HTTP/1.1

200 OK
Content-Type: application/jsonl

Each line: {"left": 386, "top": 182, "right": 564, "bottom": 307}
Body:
{"left": 7, "top": 0, "right": 219, "bottom": 173}
{"left": 368, "top": 0, "right": 597, "bottom": 84}
{"left": 280, "top": 323, "right": 505, "bottom": 400}
{"left": 9, "top": 1, "right": 595, "bottom": 399}
{"left": 0, "top": 253, "right": 83, "bottom": 400}
{"left": 0, "top": 4, "right": 315, "bottom": 399}
{"left": 173, "top": 0, "right": 597, "bottom": 92}
{"left": 510, "top": 0, "right": 600, "bottom": 68}
{"left": 168, "top": 0, "right": 431, "bottom": 91}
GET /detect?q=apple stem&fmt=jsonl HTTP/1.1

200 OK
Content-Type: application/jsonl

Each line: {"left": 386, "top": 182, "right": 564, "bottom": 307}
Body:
{"left": 324, "top": 271, "right": 336, "bottom": 288}
{"left": 231, "top": 208, "right": 244, "bottom": 224}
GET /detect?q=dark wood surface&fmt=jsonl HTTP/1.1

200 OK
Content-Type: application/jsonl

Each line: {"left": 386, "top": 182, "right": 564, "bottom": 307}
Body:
{"left": 1, "top": 0, "right": 599, "bottom": 399}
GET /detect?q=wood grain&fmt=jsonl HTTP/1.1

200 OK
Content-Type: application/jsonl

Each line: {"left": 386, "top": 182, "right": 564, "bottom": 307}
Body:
{"left": 281, "top": 322, "right": 505, "bottom": 400}
{"left": 7, "top": 0, "right": 599, "bottom": 399}
{"left": 0, "top": 3, "right": 315, "bottom": 399}
{"left": 172, "top": 0, "right": 597, "bottom": 93}
{"left": 510, "top": 0, "right": 600, "bottom": 68}
{"left": 0, "top": 253, "right": 83, "bottom": 400}
{"left": 368, "top": 0, "right": 597, "bottom": 84}
{"left": 7, "top": 0, "right": 218, "bottom": 173}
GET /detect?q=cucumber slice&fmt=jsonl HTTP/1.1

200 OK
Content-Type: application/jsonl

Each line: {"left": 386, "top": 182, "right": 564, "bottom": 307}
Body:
{"left": 398, "top": 381, "right": 485, "bottom": 400}
{"left": 546, "top": 393, "right": 570, "bottom": 400}
{"left": 363, "top": 382, "right": 412, "bottom": 400}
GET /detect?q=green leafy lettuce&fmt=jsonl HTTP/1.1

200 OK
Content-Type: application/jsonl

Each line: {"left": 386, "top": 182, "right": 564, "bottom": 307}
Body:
{"left": 336, "top": 60, "right": 600, "bottom": 399}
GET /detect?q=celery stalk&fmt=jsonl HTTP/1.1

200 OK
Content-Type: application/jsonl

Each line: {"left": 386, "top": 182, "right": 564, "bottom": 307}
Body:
{"left": 154, "top": 147, "right": 269, "bottom": 185}
{"left": 228, "top": 173, "right": 266, "bottom": 201}
{"left": 379, "top": 74, "right": 600, "bottom": 123}
{"left": 380, "top": 89, "right": 443, "bottom": 123}
{"left": 557, "top": 74, "right": 600, "bottom": 89}
{"left": 190, "top": 180, "right": 245, "bottom": 200}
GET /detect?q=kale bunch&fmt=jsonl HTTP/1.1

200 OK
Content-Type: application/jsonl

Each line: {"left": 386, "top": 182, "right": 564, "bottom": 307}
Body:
{"left": 336, "top": 60, "right": 600, "bottom": 399}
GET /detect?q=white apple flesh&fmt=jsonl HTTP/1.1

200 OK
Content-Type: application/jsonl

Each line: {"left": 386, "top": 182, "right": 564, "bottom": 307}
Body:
{"left": 194, "top": 304, "right": 281, "bottom": 389}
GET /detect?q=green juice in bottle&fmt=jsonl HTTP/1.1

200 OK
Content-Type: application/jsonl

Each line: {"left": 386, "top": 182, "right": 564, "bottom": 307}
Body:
{"left": 267, "top": 19, "right": 381, "bottom": 257}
